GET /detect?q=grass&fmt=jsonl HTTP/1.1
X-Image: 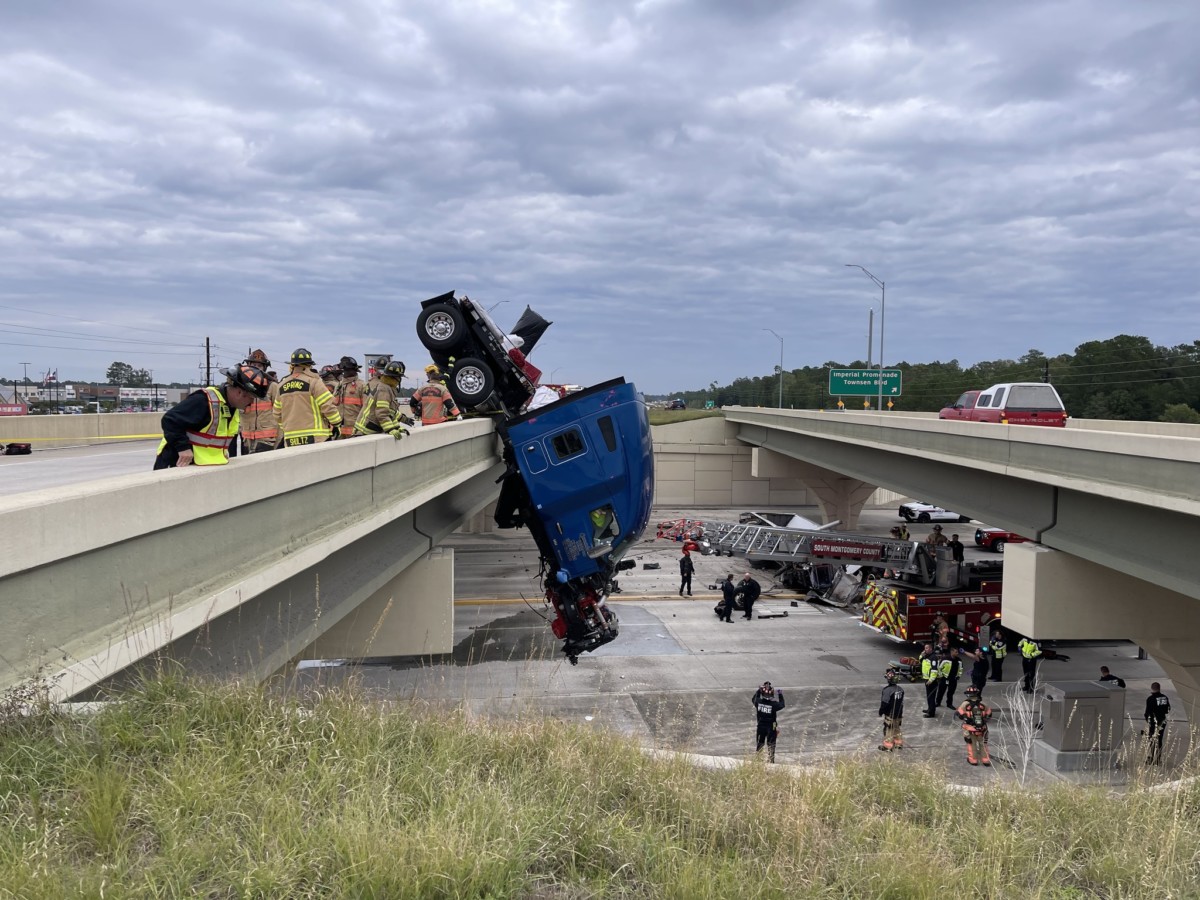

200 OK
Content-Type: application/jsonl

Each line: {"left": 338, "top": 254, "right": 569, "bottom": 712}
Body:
{"left": 3, "top": 673, "right": 1200, "bottom": 898}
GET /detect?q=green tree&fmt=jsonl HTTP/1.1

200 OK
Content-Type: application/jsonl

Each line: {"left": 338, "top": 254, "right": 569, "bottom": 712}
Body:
{"left": 106, "top": 361, "right": 134, "bottom": 385}
{"left": 1160, "top": 403, "right": 1200, "bottom": 424}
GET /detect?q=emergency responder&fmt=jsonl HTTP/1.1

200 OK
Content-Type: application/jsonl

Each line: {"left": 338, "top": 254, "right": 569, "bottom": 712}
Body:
{"left": 274, "top": 348, "right": 343, "bottom": 448}
{"left": 319, "top": 364, "right": 340, "bottom": 389}
{"left": 970, "top": 649, "right": 990, "bottom": 694}
{"left": 948, "top": 533, "right": 965, "bottom": 563}
{"left": 154, "top": 364, "right": 269, "bottom": 469}
{"left": 879, "top": 667, "right": 905, "bottom": 751}
{"left": 237, "top": 349, "right": 279, "bottom": 454}
{"left": 989, "top": 630, "right": 1008, "bottom": 682}
{"left": 678, "top": 551, "right": 694, "bottom": 597}
{"left": 955, "top": 685, "right": 992, "bottom": 766}
{"left": 925, "top": 523, "right": 948, "bottom": 547}
{"left": 355, "top": 360, "right": 411, "bottom": 438}
{"left": 411, "top": 364, "right": 462, "bottom": 425}
{"left": 1098, "top": 666, "right": 1126, "bottom": 688}
{"left": 896, "top": 523, "right": 910, "bottom": 541}
{"left": 1018, "top": 636, "right": 1042, "bottom": 693}
{"left": 1145, "top": 683, "right": 1171, "bottom": 765}
{"left": 752, "top": 681, "right": 785, "bottom": 762}
{"left": 943, "top": 647, "right": 963, "bottom": 709}
{"left": 921, "top": 648, "right": 941, "bottom": 718}
{"left": 737, "top": 573, "right": 761, "bottom": 620}
{"left": 334, "top": 356, "right": 365, "bottom": 437}
{"left": 719, "top": 574, "right": 737, "bottom": 622}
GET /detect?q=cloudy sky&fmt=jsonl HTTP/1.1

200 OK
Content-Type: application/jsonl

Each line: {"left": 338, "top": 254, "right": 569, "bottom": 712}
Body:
{"left": 1, "top": 0, "right": 1197, "bottom": 394}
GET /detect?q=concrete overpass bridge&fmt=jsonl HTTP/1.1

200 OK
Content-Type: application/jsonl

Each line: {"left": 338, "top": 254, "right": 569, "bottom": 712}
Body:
{"left": 3, "top": 408, "right": 1199, "bottom": 721}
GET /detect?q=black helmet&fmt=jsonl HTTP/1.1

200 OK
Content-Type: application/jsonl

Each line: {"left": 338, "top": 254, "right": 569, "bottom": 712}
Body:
{"left": 290, "top": 348, "right": 315, "bottom": 367}
{"left": 244, "top": 348, "right": 271, "bottom": 369}
{"left": 885, "top": 667, "right": 900, "bottom": 684}
{"left": 965, "top": 685, "right": 982, "bottom": 698}
{"left": 340, "top": 355, "right": 360, "bottom": 372}
{"left": 383, "top": 360, "right": 406, "bottom": 380}
{"left": 223, "top": 364, "right": 270, "bottom": 399}
{"left": 319, "top": 364, "right": 340, "bottom": 382}
{"left": 760, "top": 681, "right": 774, "bottom": 696}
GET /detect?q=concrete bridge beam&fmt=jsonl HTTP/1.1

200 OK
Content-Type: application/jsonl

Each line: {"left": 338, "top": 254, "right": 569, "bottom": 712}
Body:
{"left": 751, "top": 448, "right": 874, "bottom": 530}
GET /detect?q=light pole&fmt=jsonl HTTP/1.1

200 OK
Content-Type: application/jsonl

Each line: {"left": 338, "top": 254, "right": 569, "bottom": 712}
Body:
{"left": 19, "top": 361, "right": 30, "bottom": 406}
{"left": 487, "top": 300, "right": 509, "bottom": 315}
{"left": 845, "top": 265, "right": 886, "bottom": 411}
{"left": 763, "top": 329, "right": 783, "bottom": 408}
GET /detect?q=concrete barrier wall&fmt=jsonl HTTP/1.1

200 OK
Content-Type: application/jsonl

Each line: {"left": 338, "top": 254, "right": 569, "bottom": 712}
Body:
{"left": 0, "top": 412, "right": 162, "bottom": 449}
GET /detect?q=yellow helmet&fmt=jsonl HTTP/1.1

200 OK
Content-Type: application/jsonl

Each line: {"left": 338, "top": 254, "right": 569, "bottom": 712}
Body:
{"left": 425, "top": 364, "right": 440, "bottom": 377}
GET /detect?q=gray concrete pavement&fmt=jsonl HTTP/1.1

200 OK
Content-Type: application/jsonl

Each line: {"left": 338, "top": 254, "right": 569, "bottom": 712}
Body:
{"left": 296, "top": 507, "right": 1182, "bottom": 788}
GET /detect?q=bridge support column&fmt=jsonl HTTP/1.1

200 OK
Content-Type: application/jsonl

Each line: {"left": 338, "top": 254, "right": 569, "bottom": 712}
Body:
{"left": 300, "top": 548, "right": 455, "bottom": 660}
{"left": 1005, "top": 543, "right": 1200, "bottom": 726}
{"left": 751, "top": 448, "right": 874, "bottom": 530}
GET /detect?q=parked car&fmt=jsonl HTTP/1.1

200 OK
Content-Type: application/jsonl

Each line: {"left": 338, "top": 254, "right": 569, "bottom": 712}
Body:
{"left": 2, "top": 442, "right": 32, "bottom": 455}
{"left": 898, "top": 501, "right": 971, "bottom": 523}
{"left": 939, "top": 382, "right": 1068, "bottom": 426}
{"left": 667, "top": 398, "right": 687, "bottom": 410}
{"left": 974, "top": 526, "right": 1030, "bottom": 553}
{"left": 416, "top": 290, "right": 551, "bottom": 414}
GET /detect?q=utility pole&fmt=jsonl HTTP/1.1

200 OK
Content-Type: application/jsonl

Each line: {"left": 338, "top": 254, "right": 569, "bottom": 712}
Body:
{"left": 1043, "top": 361, "right": 1050, "bottom": 383}
{"left": 19, "top": 361, "right": 30, "bottom": 405}
{"left": 205, "top": 337, "right": 212, "bottom": 385}
{"left": 867, "top": 310, "right": 874, "bottom": 367}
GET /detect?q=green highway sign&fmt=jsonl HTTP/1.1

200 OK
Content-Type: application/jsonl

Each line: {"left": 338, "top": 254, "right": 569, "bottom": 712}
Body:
{"left": 828, "top": 368, "right": 903, "bottom": 396}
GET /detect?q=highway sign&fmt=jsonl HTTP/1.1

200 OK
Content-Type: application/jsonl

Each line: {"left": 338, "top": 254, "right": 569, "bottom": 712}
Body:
{"left": 828, "top": 368, "right": 903, "bottom": 396}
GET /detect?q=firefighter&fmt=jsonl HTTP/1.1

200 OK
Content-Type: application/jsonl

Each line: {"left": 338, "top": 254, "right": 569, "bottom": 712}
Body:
{"left": 896, "top": 523, "right": 910, "bottom": 541}
{"left": 955, "top": 685, "right": 992, "bottom": 766}
{"left": 154, "top": 364, "right": 269, "bottom": 469}
{"left": 737, "top": 573, "right": 761, "bottom": 620}
{"left": 355, "top": 360, "right": 411, "bottom": 438}
{"left": 334, "top": 356, "right": 365, "bottom": 437}
{"left": 237, "top": 349, "right": 279, "bottom": 454}
{"left": 989, "top": 630, "right": 1008, "bottom": 682}
{"left": 1018, "top": 636, "right": 1042, "bottom": 693}
{"left": 879, "top": 667, "right": 905, "bottom": 751}
{"left": 752, "top": 681, "right": 785, "bottom": 762}
{"left": 921, "top": 648, "right": 941, "bottom": 718}
{"left": 1144, "top": 683, "right": 1171, "bottom": 765}
{"left": 678, "top": 551, "right": 694, "bottom": 597}
{"left": 319, "top": 364, "right": 340, "bottom": 389}
{"left": 274, "top": 348, "right": 343, "bottom": 448}
{"left": 410, "top": 364, "right": 462, "bottom": 425}
{"left": 925, "top": 523, "right": 948, "bottom": 547}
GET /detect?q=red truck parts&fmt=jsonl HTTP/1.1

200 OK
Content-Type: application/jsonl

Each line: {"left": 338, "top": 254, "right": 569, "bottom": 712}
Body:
{"left": 939, "top": 382, "right": 1067, "bottom": 426}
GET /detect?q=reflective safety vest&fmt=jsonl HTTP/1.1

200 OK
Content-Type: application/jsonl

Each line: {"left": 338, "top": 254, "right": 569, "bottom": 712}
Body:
{"left": 922, "top": 657, "right": 940, "bottom": 684}
{"left": 157, "top": 386, "right": 239, "bottom": 465}
{"left": 1018, "top": 638, "right": 1041, "bottom": 660}
{"left": 991, "top": 637, "right": 1008, "bottom": 659}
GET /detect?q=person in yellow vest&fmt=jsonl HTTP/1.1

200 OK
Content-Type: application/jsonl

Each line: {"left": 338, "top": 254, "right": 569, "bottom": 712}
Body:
{"left": 154, "top": 364, "right": 269, "bottom": 469}
{"left": 334, "top": 356, "right": 366, "bottom": 437}
{"left": 237, "top": 349, "right": 279, "bottom": 454}
{"left": 273, "top": 348, "right": 343, "bottom": 448}
{"left": 410, "top": 364, "right": 462, "bottom": 425}
{"left": 354, "top": 360, "right": 411, "bottom": 438}
{"left": 1018, "top": 637, "right": 1042, "bottom": 693}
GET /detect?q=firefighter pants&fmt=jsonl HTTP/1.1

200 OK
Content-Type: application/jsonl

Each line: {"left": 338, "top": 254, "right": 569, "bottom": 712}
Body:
{"left": 756, "top": 723, "right": 778, "bottom": 762}
{"left": 1147, "top": 719, "right": 1167, "bottom": 765}
{"left": 963, "top": 726, "right": 989, "bottom": 765}
{"left": 881, "top": 715, "right": 903, "bottom": 750}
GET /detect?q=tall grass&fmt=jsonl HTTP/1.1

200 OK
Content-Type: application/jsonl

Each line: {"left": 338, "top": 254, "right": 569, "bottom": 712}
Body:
{"left": 2, "top": 672, "right": 1200, "bottom": 898}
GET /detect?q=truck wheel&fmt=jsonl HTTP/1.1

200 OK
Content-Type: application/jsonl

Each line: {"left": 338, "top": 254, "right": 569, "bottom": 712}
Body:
{"left": 449, "top": 357, "right": 495, "bottom": 408}
{"left": 417, "top": 302, "right": 467, "bottom": 352}
{"left": 994, "top": 539, "right": 1006, "bottom": 553}
{"left": 917, "top": 513, "right": 931, "bottom": 523}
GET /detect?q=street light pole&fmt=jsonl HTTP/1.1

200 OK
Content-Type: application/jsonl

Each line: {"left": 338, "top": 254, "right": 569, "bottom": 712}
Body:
{"left": 845, "top": 265, "right": 886, "bottom": 411}
{"left": 763, "top": 328, "right": 783, "bottom": 408}
{"left": 19, "top": 361, "right": 30, "bottom": 406}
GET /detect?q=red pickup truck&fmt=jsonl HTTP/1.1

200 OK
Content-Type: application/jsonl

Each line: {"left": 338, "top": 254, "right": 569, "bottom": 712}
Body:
{"left": 974, "top": 527, "right": 1029, "bottom": 553}
{"left": 939, "top": 382, "right": 1067, "bottom": 426}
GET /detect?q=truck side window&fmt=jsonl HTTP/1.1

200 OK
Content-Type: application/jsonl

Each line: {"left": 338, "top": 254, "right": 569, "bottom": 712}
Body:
{"left": 992, "top": 387, "right": 1006, "bottom": 406}
{"left": 977, "top": 393, "right": 993, "bottom": 408}
{"left": 551, "top": 427, "right": 585, "bottom": 461}
{"left": 597, "top": 415, "right": 618, "bottom": 452}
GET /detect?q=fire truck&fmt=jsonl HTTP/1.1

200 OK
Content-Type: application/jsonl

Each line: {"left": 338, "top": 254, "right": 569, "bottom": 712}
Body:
{"left": 659, "top": 516, "right": 1004, "bottom": 647}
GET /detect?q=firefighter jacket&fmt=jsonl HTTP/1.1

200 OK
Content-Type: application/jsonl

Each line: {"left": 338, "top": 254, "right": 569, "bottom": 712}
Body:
{"left": 990, "top": 636, "right": 1008, "bottom": 659}
{"left": 334, "top": 375, "right": 365, "bottom": 437}
{"left": 274, "top": 366, "right": 342, "bottom": 446}
{"left": 1018, "top": 638, "right": 1042, "bottom": 660}
{"left": 1145, "top": 691, "right": 1171, "bottom": 724}
{"left": 155, "top": 386, "right": 239, "bottom": 469}
{"left": 879, "top": 683, "right": 905, "bottom": 718}
{"left": 956, "top": 699, "right": 992, "bottom": 732}
{"left": 922, "top": 656, "right": 940, "bottom": 684}
{"left": 356, "top": 379, "right": 406, "bottom": 435}
{"left": 411, "top": 380, "right": 461, "bottom": 425}
{"left": 238, "top": 379, "right": 279, "bottom": 448}
{"left": 752, "top": 689, "right": 785, "bottom": 727}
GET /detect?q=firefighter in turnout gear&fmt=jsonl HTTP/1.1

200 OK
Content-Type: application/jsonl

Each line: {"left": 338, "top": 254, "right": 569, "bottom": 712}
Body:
{"left": 752, "top": 682, "right": 785, "bottom": 762}
{"left": 955, "top": 685, "right": 992, "bottom": 766}
{"left": 879, "top": 667, "right": 905, "bottom": 751}
{"left": 237, "top": 349, "right": 279, "bottom": 453}
{"left": 355, "top": 360, "right": 412, "bottom": 438}
{"left": 155, "top": 364, "right": 269, "bottom": 469}
{"left": 411, "top": 364, "right": 461, "bottom": 425}
{"left": 274, "top": 348, "right": 343, "bottom": 447}
{"left": 334, "top": 356, "right": 365, "bottom": 437}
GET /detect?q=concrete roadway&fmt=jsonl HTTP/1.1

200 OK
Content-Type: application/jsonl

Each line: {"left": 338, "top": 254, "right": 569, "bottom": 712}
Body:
{"left": 296, "top": 509, "right": 1177, "bottom": 787}
{"left": 0, "top": 441, "right": 158, "bottom": 496}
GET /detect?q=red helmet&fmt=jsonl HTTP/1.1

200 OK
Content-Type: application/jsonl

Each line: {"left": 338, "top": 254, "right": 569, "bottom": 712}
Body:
{"left": 224, "top": 364, "right": 269, "bottom": 399}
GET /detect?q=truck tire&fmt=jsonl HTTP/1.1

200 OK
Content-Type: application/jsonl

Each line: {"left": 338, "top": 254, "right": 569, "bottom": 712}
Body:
{"left": 417, "top": 302, "right": 467, "bottom": 352}
{"left": 449, "top": 357, "right": 495, "bottom": 409}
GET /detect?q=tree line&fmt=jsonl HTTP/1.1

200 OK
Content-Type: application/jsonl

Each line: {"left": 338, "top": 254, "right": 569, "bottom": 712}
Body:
{"left": 672, "top": 335, "right": 1200, "bottom": 423}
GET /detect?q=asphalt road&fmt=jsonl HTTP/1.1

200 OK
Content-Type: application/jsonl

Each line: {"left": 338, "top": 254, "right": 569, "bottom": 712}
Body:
{"left": 0, "top": 440, "right": 158, "bottom": 496}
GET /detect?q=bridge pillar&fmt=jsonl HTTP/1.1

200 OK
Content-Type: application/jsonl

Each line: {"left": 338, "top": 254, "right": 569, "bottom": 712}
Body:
{"left": 299, "top": 548, "right": 455, "bottom": 660}
{"left": 751, "top": 448, "right": 874, "bottom": 530}
{"left": 1005, "top": 543, "right": 1200, "bottom": 726}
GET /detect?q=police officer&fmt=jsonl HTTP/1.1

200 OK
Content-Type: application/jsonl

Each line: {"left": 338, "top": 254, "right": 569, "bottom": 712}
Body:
{"left": 921, "top": 648, "right": 941, "bottom": 718}
{"left": 719, "top": 574, "right": 737, "bottom": 622}
{"left": 752, "top": 681, "right": 785, "bottom": 762}
{"left": 878, "top": 667, "right": 905, "bottom": 751}
{"left": 989, "top": 630, "right": 1008, "bottom": 682}
{"left": 678, "top": 551, "right": 694, "bottom": 597}
{"left": 154, "top": 364, "right": 269, "bottom": 469}
{"left": 1018, "top": 636, "right": 1042, "bottom": 693}
{"left": 943, "top": 647, "right": 963, "bottom": 709}
{"left": 737, "top": 573, "right": 761, "bottom": 620}
{"left": 1145, "top": 683, "right": 1171, "bottom": 765}
{"left": 274, "top": 348, "right": 342, "bottom": 447}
